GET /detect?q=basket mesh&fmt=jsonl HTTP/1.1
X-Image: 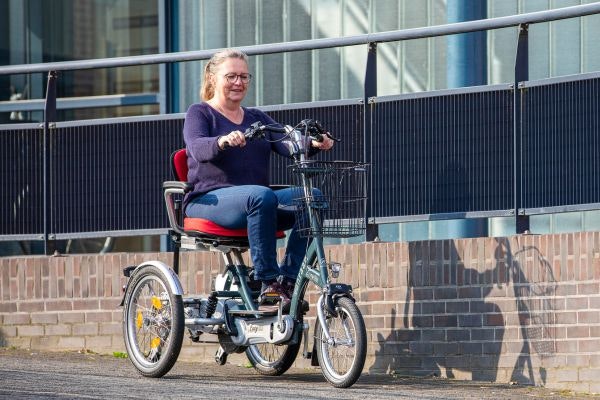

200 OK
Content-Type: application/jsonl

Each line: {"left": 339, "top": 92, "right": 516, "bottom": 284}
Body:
{"left": 289, "top": 161, "right": 368, "bottom": 238}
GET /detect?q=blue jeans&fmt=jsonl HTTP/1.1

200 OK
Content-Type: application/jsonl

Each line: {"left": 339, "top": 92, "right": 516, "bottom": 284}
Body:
{"left": 185, "top": 185, "right": 309, "bottom": 282}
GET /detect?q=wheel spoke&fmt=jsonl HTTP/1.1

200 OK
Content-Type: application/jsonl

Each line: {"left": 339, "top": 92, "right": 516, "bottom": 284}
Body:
{"left": 322, "top": 309, "right": 357, "bottom": 375}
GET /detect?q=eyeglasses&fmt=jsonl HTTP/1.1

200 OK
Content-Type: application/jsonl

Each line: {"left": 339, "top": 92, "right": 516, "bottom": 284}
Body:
{"left": 223, "top": 73, "right": 252, "bottom": 84}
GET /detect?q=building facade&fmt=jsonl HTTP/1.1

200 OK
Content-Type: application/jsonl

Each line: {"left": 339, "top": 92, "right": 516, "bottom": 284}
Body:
{"left": 3, "top": 0, "right": 600, "bottom": 117}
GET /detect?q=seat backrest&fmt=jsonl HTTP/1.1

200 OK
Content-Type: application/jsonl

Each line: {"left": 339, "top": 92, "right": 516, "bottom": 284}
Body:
{"left": 171, "top": 149, "right": 188, "bottom": 182}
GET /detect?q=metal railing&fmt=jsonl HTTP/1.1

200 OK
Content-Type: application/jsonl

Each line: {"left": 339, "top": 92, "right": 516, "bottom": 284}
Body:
{"left": 1, "top": 3, "right": 600, "bottom": 253}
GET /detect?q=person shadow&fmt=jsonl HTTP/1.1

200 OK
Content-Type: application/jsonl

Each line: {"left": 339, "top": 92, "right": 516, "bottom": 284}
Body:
{"left": 370, "top": 236, "right": 556, "bottom": 385}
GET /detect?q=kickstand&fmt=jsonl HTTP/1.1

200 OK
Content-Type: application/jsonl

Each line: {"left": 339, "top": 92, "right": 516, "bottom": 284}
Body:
{"left": 302, "top": 322, "right": 311, "bottom": 359}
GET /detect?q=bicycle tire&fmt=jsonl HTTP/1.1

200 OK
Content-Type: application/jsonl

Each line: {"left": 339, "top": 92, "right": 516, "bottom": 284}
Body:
{"left": 245, "top": 338, "right": 302, "bottom": 376}
{"left": 315, "top": 296, "right": 366, "bottom": 388}
{"left": 122, "top": 265, "right": 184, "bottom": 378}
{"left": 245, "top": 301, "right": 305, "bottom": 376}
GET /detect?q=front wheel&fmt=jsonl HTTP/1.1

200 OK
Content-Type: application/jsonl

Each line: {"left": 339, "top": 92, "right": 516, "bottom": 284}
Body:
{"left": 315, "top": 296, "right": 366, "bottom": 388}
{"left": 122, "top": 265, "right": 184, "bottom": 377}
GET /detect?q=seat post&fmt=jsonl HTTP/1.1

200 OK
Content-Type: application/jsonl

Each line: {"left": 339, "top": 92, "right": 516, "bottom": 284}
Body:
{"left": 171, "top": 230, "right": 181, "bottom": 275}
{"left": 172, "top": 193, "right": 183, "bottom": 275}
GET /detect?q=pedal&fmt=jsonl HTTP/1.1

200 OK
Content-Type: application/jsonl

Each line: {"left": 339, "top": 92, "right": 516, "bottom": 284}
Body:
{"left": 215, "top": 346, "right": 228, "bottom": 365}
{"left": 259, "top": 292, "right": 282, "bottom": 305}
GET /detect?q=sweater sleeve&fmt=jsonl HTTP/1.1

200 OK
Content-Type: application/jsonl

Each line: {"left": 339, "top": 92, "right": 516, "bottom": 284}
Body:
{"left": 183, "top": 103, "right": 223, "bottom": 163}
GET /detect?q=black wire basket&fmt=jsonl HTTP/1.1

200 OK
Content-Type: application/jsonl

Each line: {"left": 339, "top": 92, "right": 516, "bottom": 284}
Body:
{"left": 289, "top": 160, "right": 368, "bottom": 238}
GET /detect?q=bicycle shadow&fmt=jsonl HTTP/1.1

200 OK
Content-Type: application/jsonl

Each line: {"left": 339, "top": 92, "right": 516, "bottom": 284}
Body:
{"left": 370, "top": 237, "right": 556, "bottom": 385}
{"left": 503, "top": 240, "right": 557, "bottom": 384}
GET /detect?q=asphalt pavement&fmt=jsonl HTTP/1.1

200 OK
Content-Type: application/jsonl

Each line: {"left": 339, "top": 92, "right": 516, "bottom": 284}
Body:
{"left": 0, "top": 347, "right": 593, "bottom": 399}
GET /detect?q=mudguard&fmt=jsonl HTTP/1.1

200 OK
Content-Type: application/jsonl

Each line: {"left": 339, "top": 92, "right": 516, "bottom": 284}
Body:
{"left": 119, "top": 260, "right": 184, "bottom": 306}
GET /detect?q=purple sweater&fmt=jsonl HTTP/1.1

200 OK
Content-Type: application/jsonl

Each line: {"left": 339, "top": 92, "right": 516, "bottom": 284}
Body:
{"left": 182, "top": 102, "right": 292, "bottom": 205}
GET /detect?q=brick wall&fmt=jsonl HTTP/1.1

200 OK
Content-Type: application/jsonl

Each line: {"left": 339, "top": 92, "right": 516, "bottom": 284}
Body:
{"left": 1, "top": 232, "right": 600, "bottom": 392}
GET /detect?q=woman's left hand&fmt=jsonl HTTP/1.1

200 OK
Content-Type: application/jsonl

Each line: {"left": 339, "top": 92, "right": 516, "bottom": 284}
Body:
{"left": 311, "top": 134, "right": 334, "bottom": 150}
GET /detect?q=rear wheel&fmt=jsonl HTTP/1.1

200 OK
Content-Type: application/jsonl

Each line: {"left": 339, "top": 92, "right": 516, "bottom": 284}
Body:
{"left": 315, "top": 296, "right": 366, "bottom": 388}
{"left": 246, "top": 306, "right": 303, "bottom": 376}
{"left": 123, "top": 265, "right": 184, "bottom": 377}
{"left": 245, "top": 339, "right": 301, "bottom": 376}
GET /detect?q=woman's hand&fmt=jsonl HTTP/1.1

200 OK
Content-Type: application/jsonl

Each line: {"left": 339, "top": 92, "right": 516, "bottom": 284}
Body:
{"left": 311, "top": 133, "right": 334, "bottom": 150}
{"left": 218, "top": 130, "right": 246, "bottom": 150}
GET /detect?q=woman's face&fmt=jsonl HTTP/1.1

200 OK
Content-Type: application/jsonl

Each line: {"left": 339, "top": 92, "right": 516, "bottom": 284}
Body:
{"left": 212, "top": 57, "right": 250, "bottom": 104}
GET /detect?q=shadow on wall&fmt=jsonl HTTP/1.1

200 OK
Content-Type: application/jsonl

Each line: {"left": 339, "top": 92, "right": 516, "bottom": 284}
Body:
{"left": 0, "top": 328, "right": 6, "bottom": 347}
{"left": 370, "top": 237, "right": 557, "bottom": 385}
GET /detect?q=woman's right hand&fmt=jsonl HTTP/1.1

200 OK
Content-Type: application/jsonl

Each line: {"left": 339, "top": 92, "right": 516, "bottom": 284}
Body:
{"left": 218, "top": 130, "right": 246, "bottom": 150}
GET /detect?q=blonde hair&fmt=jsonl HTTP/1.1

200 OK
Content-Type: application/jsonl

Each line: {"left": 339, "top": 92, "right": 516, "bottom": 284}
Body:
{"left": 200, "top": 49, "right": 249, "bottom": 101}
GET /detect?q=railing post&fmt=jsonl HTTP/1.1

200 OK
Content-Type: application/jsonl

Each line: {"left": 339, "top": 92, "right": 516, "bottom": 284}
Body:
{"left": 364, "top": 42, "right": 378, "bottom": 241}
{"left": 43, "top": 70, "right": 58, "bottom": 255}
{"left": 514, "top": 24, "right": 529, "bottom": 234}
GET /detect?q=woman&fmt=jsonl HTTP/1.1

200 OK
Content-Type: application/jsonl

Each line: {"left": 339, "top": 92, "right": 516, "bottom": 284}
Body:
{"left": 183, "top": 49, "right": 334, "bottom": 308}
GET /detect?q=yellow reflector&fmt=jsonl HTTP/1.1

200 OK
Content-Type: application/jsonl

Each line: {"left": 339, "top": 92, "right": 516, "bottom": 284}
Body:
{"left": 151, "top": 337, "right": 161, "bottom": 349}
{"left": 136, "top": 311, "right": 143, "bottom": 329}
{"left": 151, "top": 296, "right": 162, "bottom": 310}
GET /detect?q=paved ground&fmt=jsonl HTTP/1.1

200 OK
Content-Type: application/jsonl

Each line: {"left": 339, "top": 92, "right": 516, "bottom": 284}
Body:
{"left": 0, "top": 347, "right": 596, "bottom": 399}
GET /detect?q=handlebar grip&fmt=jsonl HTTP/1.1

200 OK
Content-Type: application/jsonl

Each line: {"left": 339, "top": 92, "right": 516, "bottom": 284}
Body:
{"left": 264, "top": 125, "right": 287, "bottom": 133}
{"left": 312, "top": 132, "right": 324, "bottom": 142}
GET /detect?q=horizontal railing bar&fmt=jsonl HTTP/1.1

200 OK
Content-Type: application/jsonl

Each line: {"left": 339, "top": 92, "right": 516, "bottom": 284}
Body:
{"left": 54, "top": 113, "right": 185, "bottom": 128}
{"left": 52, "top": 229, "right": 169, "bottom": 240}
{"left": 259, "top": 98, "right": 362, "bottom": 112}
{"left": 0, "top": 229, "right": 170, "bottom": 241}
{"left": 521, "top": 203, "right": 600, "bottom": 216}
{"left": 0, "top": 122, "right": 40, "bottom": 131}
{"left": 0, "top": 97, "right": 362, "bottom": 129}
{"left": 0, "top": 234, "right": 44, "bottom": 242}
{"left": 0, "top": 3, "right": 599, "bottom": 75}
{"left": 370, "top": 210, "right": 514, "bottom": 224}
{"left": 0, "top": 93, "right": 160, "bottom": 112}
{"left": 520, "top": 70, "right": 600, "bottom": 88}
{"left": 376, "top": 83, "right": 513, "bottom": 103}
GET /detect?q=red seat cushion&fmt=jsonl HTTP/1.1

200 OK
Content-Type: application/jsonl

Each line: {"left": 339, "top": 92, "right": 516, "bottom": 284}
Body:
{"left": 184, "top": 217, "right": 285, "bottom": 239}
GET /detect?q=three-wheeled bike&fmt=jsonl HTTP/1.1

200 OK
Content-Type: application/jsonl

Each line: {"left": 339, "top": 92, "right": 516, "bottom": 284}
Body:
{"left": 121, "top": 119, "right": 368, "bottom": 388}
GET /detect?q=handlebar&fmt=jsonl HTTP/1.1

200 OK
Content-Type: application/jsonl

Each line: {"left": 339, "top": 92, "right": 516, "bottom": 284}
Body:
{"left": 220, "top": 119, "right": 340, "bottom": 158}
{"left": 243, "top": 119, "right": 341, "bottom": 143}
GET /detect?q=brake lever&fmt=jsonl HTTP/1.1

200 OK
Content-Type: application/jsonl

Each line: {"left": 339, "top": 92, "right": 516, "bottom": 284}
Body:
{"left": 221, "top": 122, "right": 263, "bottom": 150}
{"left": 243, "top": 122, "right": 264, "bottom": 139}
{"left": 305, "top": 119, "right": 341, "bottom": 143}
